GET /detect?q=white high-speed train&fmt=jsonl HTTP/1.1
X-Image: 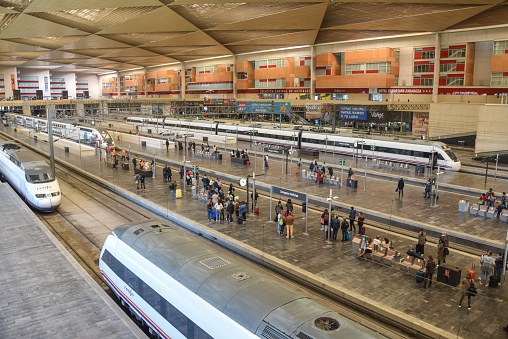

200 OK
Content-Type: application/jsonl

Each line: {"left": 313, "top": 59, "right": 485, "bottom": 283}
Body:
{"left": 7, "top": 113, "right": 114, "bottom": 148}
{"left": 100, "top": 220, "right": 386, "bottom": 339}
{"left": 127, "top": 117, "right": 461, "bottom": 171}
{"left": 0, "top": 141, "right": 61, "bottom": 212}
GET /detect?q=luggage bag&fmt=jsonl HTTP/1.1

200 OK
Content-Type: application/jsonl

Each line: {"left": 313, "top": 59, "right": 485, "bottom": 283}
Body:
{"left": 468, "top": 263, "right": 476, "bottom": 281}
{"left": 237, "top": 217, "right": 243, "bottom": 225}
{"left": 489, "top": 275, "right": 499, "bottom": 287}
{"left": 416, "top": 270, "right": 425, "bottom": 283}
{"left": 176, "top": 189, "right": 182, "bottom": 198}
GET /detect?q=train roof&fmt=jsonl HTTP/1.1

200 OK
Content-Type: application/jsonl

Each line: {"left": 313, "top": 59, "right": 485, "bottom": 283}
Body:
{"left": 111, "top": 220, "right": 383, "bottom": 338}
{"left": 0, "top": 141, "right": 48, "bottom": 167}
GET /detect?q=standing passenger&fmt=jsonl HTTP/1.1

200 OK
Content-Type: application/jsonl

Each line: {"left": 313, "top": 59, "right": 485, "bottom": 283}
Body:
{"left": 422, "top": 255, "right": 436, "bottom": 289}
{"left": 397, "top": 178, "right": 405, "bottom": 199}
{"left": 349, "top": 206, "right": 356, "bottom": 233}
{"left": 458, "top": 271, "right": 474, "bottom": 310}
{"left": 286, "top": 212, "right": 294, "bottom": 239}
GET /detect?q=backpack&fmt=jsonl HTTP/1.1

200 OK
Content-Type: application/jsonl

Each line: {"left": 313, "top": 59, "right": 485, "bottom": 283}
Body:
{"left": 332, "top": 218, "right": 340, "bottom": 229}
{"left": 169, "top": 182, "right": 175, "bottom": 190}
{"left": 240, "top": 204, "right": 247, "bottom": 213}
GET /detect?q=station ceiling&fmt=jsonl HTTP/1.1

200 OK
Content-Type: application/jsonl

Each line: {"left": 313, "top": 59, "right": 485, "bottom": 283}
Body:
{"left": 0, "top": 0, "right": 506, "bottom": 73}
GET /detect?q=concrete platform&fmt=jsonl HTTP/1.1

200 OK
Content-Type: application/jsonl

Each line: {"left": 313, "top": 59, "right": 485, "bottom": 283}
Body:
{"left": 0, "top": 183, "right": 146, "bottom": 339}
{"left": 3, "top": 125, "right": 508, "bottom": 338}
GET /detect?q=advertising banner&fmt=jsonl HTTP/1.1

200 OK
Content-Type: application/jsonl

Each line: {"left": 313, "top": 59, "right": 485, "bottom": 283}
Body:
{"left": 236, "top": 101, "right": 291, "bottom": 114}
{"left": 339, "top": 106, "right": 367, "bottom": 120}
{"left": 305, "top": 103, "right": 322, "bottom": 119}
{"left": 412, "top": 112, "right": 429, "bottom": 135}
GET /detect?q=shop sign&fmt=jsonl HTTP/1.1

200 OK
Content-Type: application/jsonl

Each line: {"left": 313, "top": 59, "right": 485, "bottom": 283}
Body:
{"left": 339, "top": 106, "right": 367, "bottom": 120}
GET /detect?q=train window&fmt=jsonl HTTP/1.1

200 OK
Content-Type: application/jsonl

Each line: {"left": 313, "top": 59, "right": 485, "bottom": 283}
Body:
{"left": 400, "top": 149, "right": 411, "bottom": 156}
{"left": 101, "top": 250, "right": 213, "bottom": 338}
{"left": 437, "top": 152, "right": 445, "bottom": 160}
{"left": 413, "top": 151, "right": 423, "bottom": 158}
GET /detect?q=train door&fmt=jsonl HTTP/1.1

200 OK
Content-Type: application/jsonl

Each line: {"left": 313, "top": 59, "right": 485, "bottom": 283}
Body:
{"left": 214, "top": 122, "right": 219, "bottom": 135}
{"left": 297, "top": 130, "right": 303, "bottom": 149}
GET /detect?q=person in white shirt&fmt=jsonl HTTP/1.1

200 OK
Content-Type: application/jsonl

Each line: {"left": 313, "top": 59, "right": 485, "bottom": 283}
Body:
{"left": 372, "top": 236, "right": 382, "bottom": 247}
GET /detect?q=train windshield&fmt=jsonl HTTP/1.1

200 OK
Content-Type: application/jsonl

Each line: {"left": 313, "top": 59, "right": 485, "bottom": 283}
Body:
{"left": 445, "top": 150, "right": 460, "bottom": 162}
{"left": 100, "top": 130, "right": 113, "bottom": 144}
{"left": 25, "top": 167, "right": 54, "bottom": 183}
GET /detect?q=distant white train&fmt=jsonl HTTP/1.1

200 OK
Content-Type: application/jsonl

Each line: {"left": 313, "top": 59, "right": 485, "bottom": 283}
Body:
{"left": 100, "top": 220, "right": 386, "bottom": 339}
{"left": 127, "top": 117, "right": 461, "bottom": 171}
{"left": 7, "top": 113, "right": 114, "bottom": 148}
{"left": 0, "top": 141, "right": 61, "bottom": 212}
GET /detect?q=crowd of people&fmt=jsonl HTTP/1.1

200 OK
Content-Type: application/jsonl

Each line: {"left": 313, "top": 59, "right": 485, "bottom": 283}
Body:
{"left": 478, "top": 188, "right": 506, "bottom": 217}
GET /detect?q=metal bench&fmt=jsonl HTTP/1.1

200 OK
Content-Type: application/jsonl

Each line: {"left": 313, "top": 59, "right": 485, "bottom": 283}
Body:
{"left": 398, "top": 255, "right": 414, "bottom": 272}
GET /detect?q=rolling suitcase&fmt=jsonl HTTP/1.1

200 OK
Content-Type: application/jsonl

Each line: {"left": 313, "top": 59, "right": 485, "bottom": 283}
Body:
{"left": 489, "top": 275, "right": 499, "bottom": 287}
{"left": 175, "top": 189, "right": 182, "bottom": 198}
{"left": 237, "top": 217, "right": 243, "bottom": 225}
{"left": 346, "top": 231, "right": 351, "bottom": 241}
{"left": 361, "top": 225, "right": 366, "bottom": 235}
{"left": 416, "top": 270, "right": 425, "bottom": 283}
{"left": 254, "top": 206, "right": 259, "bottom": 214}
{"left": 468, "top": 263, "right": 476, "bottom": 281}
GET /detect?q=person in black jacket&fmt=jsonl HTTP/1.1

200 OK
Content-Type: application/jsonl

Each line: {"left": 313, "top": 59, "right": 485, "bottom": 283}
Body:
{"left": 397, "top": 178, "right": 405, "bottom": 199}
{"left": 341, "top": 218, "right": 349, "bottom": 242}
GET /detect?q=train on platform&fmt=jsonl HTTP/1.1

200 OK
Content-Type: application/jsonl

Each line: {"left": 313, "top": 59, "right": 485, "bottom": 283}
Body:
{"left": 0, "top": 141, "right": 61, "bottom": 212}
{"left": 6, "top": 113, "right": 114, "bottom": 148}
{"left": 100, "top": 219, "right": 385, "bottom": 339}
{"left": 126, "top": 117, "right": 461, "bottom": 171}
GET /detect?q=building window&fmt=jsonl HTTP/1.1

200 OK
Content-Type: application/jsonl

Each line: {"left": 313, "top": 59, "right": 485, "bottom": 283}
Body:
{"left": 237, "top": 72, "right": 247, "bottom": 80}
{"left": 440, "top": 63, "right": 456, "bottom": 72}
{"left": 346, "top": 62, "right": 390, "bottom": 74}
{"left": 369, "top": 94, "right": 383, "bottom": 101}
{"left": 316, "top": 66, "right": 331, "bottom": 76}
{"left": 254, "top": 58, "right": 286, "bottom": 69}
{"left": 254, "top": 78, "right": 284, "bottom": 88}
{"left": 491, "top": 72, "right": 508, "bottom": 86}
{"left": 415, "top": 48, "right": 435, "bottom": 60}
{"left": 196, "top": 65, "right": 218, "bottom": 74}
{"left": 156, "top": 78, "right": 171, "bottom": 84}
{"left": 414, "top": 61, "right": 434, "bottom": 73}
{"left": 299, "top": 57, "right": 311, "bottom": 66}
{"left": 446, "top": 77, "right": 464, "bottom": 86}
{"left": 394, "top": 76, "right": 399, "bottom": 86}
{"left": 395, "top": 50, "right": 400, "bottom": 62}
{"left": 414, "top": 75, "right": 433, "bottom": 86}
{"left": 494, "top": 41, "right": 508, "bottom": 55}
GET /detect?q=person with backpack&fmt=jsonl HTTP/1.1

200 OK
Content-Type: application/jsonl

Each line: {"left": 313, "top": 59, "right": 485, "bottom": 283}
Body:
{"left": 169, "top": 180, "right": 177, "bottom": 198}
{"left": 286, "top": 212, "right": 294, "bottom": 239}
{"left": 480, "top": 250, "right": 495, "bottom": 286}
{"left": 234, "top": 198, "right": 240, "bottom": 218}
{"left": 226, "top": 199, "right": 235, "bottom": 223}
{"left": 163, "top": 165, "right": 168, "bottom": 182}
{"left": 286, "top": 199, "right": 293, "bottom": 215}
{"left": 202, "top": 174, "right": 210, "bottom": 190}
{"left": 278, "top": 211, "right": 286, "bottom": 235}
{"left": 320, "top": 209, "right": 329, "bottom": 232}
{"left": 341, "top": 217, "right": 349, "bottom": 242}
{"left": 140, "top": 174, "right": 146, "bottom": 190}
{"left": 349, "top": 206, "right": 356, "bottom": 233}
{"left": 206, "top": 198, "right": 213, "bottom": 221}
{"left": 240, "top": 201, "right": 247, "bottom": 220}
{"left": 458, "top": 271, "right": 475, "bottom": 310}
{"left": 167, "top": 166, "right": 172, "bottom": 182}
{"left": 331, "top": 217, "right": 340, "bottom": 241}
{"left": 495, "top": 253, "right": 504, "bottom": 286}
{"left": 133, "top": 173, "right": 140, "bottom": 189}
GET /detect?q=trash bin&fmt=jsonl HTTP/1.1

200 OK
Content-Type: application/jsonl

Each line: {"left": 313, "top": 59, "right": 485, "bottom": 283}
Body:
{"left": 458, "top": 199, "right": 470, "bottom": 212}
{"left": 346, "top": 179, "right": 358, "bottom": 188}
{"left": 437, "top": 264, "right": 461, "bottom": 287}
{"left": 415, "top": 165, "right": 425, "bottom": 174}
{"left": 216, "top": 153, "right": 222, "bottom": 160}
{"left": 64, "top": 146, "right": 69, "bottom": 153}
{"left": 192, "top": 186, "right": 196, "bottom": 197}
{"left": 122, "top": 163, "right": 129, "bottom": 170}
{"left": 148, "top": 129, "right": 151, "bottom": 134}
{"left": 203, "top": 137, "right": 208, "bottom": 142}
{"left": 302, "top": 169, "right": 306, "bottom": 178}
{"left": 141, "top": 141, "right": 146, "bottom": 146}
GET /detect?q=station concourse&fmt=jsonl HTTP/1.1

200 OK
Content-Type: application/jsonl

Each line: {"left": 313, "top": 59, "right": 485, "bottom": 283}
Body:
{"left": 2, "top": 124, "right": 508, "bottom": 338}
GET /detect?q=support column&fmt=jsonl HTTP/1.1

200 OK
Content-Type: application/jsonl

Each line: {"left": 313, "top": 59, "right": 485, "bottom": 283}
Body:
{"left": 116, "top": 71, "right": 121, "bottom": 98}
{"left": 310, "top": 45, "right": 316, "bottom": 100}
{"left": 233, "top": 55, "right": 237, "bottom": 100}
{"left": 143, "top": 67, "right": 148, "bottom": 98}
{"left": 180, "top": 62, "right": 186, "bottom": 100}
{"left": 432, "top": 32, "right": 440, "bottom": 104}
